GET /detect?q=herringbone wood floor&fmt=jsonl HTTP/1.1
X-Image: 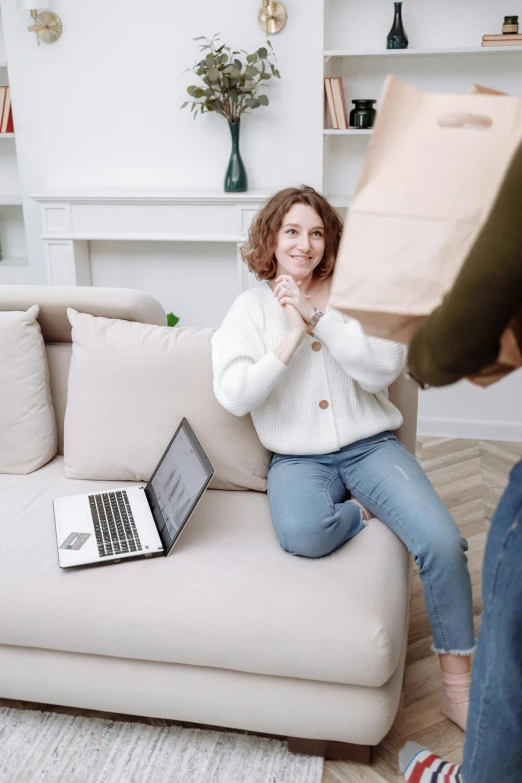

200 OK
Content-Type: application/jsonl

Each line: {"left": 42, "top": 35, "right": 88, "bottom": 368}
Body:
{"left": 2, "top": 439, "right": 521, "bottom": 782}
{"left": 323, "top": 437, "right": 522, "bottom": 783}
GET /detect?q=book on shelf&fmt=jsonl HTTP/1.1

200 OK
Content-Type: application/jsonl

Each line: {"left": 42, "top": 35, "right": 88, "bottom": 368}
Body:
{"left": 0, "top": 87, "right": 6, "bottom": 128}
{"left": 482, "top": 39, "right": 522, "bottom": 47}
{"left": 483, "top": 33, "right": 522, "bottom": 41}
{"left": 329, "top": 77, "right": 348, "bottom": 130}
{"left": 0, "top": 86, "right": 13, "bottom": 133}
{"left": 1, "top": 87, "right": 13, "bottom": 133}
{"left": 482, "top": 34, "right": 522, "bottom": 47}
{"left": 324, "top": 78, "right": 338, "bottom": 129}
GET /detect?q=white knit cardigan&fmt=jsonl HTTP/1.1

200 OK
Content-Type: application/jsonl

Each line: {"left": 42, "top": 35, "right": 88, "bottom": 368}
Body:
{"left": 211, "top": 281, "right": 406, "bottom": 455}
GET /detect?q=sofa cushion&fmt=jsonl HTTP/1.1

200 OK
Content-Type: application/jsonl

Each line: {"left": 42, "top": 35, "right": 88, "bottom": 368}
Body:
{"left": 64, "top": 309, "right": 271, "bottom": 492}
{"left": 0, "top": 457, "right": 410, "bottom": 688}
{"left": 0, "top": 306, "right": 57, "bottom": 474}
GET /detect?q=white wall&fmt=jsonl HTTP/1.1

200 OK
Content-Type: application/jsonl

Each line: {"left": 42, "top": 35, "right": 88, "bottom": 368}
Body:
{"left": 0, "top": 0, "right": 324, "bottom": 293}
{"left": 1, "top": 0, "right": 521, "bottom": 439}
{"left": 418, "top": 374, "right": 522, "bottom": 442}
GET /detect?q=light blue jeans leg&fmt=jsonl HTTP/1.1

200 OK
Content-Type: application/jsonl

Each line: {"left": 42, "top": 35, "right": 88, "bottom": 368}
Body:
{"left": 267, "top": 454, "right": 366, "bottom": 558}
{"left": 267, "top": 432, "right": 475, "bottom": 654}
{"left": 461, "top": 459, "right": 522, "bottom": 783}
{"left": 336, "top": 432, "right": 475, "bottom": 654}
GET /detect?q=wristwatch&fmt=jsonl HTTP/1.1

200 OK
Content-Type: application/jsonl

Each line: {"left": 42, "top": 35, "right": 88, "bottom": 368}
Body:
{"left": 307, "top": 309, "right": 324, "bottom": 329}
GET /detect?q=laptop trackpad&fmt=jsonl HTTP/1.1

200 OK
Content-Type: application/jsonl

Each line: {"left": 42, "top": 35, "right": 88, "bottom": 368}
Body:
{"left": 55, "top": 495, "right": 93, "bottom": 550}
{"left": 59, "top": 531, "right": 91, "bottom": 551}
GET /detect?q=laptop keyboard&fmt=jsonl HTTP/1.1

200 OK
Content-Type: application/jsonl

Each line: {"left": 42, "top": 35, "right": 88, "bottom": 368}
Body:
{"left": 88, "top": 490, "right": 142, "bottom": 558}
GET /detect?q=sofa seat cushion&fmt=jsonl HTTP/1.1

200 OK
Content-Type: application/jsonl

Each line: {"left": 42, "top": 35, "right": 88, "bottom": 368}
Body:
{"left": 0, "top": 457, "right": 410, "bottom": 688}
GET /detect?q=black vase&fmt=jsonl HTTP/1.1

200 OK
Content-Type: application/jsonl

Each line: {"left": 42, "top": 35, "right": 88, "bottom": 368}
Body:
{"left": 387, "top": 1, "right": 408, "bottom": 49}
{"left": 349, "top": 99, "right": 377, "bottom": 129}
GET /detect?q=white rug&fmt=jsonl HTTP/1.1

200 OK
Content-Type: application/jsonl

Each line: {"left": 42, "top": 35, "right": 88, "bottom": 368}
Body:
{"left": 0, "top": 707, "right": 324, "bottom": 783}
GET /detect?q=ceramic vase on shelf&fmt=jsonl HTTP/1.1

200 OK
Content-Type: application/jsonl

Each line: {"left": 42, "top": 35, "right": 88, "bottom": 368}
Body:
{"left": 224, "top": 120, "right": 247, "bottom": 193}
{"left": 349, "top": 100, "right": 377, "bottom": 129}
{"left": 387, "top": 1, "right": 408, "bottom": 49}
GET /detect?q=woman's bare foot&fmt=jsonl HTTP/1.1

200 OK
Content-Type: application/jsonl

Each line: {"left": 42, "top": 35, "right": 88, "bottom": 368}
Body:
{"left": 439, "top": 654, "right": 472, "bottom": 731}
{"left": 440, "top": 671, "right": 471, "bottom": 730}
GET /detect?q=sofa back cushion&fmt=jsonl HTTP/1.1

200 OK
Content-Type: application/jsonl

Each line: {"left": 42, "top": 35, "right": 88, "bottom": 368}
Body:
{"left": 64, "top": 309, "right": 271, "bottom": 491}
{"left": 0, "top": 306, "right": 57, "bottom": 473}
{"left": 0, "top": 285, "right": 167, "bottom": 343}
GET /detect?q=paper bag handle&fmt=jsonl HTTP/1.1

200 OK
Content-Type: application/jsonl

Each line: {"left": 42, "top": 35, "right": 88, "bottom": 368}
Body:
{"left": 437, "top": 112, "right": 493, "bottom": 130}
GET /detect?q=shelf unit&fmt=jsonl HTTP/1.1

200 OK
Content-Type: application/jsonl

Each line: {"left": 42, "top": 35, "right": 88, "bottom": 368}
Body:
{"left": 322, "top": 1, "right": 522, "bottom": 211}
{"left": 0, "top": 18, "right": 29, "bottom": 280}
{"left": 325, "top": 45, "right": 522, "bottom": 59}
{"left": 324, "top": 128, "right": 373, "bottom": 135}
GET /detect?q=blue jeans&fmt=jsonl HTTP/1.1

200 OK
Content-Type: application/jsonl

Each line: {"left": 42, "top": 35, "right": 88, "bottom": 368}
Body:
{"left": 267, "top": 431, "right": 475, "bottom": 654}
{"left": 461, "top": 458, "right": 522, "bottom": 783}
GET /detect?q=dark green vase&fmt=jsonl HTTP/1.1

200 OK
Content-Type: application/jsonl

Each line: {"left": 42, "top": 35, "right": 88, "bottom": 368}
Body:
{"left": 387, "top": 1, "right": 408, "bottom": 49}
{"left": 224, "top": 120, "right": 247, "bottom": 193}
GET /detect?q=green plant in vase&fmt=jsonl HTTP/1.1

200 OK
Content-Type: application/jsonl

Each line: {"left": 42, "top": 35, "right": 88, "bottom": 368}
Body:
{"left": 181, "top": 34, "right": 281, "bottom": 193}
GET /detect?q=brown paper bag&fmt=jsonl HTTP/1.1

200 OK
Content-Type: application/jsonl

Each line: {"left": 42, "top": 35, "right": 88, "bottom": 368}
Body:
{"left": 330, "top": 76, "right": 522, "bottom": 354}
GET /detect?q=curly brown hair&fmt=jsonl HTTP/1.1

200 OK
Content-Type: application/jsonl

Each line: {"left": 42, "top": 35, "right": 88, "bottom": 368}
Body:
{"left": 241, "top": 185, "right": 343, "bottom": 281}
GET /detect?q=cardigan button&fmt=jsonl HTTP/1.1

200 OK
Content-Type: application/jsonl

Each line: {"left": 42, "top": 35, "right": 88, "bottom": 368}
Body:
{"left": 311, "top": 341, "right": 321, "bottom": 351}
{"left": 319, "top": 400, "right": 329, "bottom": 409}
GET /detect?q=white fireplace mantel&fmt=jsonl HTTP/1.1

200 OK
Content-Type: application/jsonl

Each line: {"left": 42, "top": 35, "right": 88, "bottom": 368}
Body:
{"left": 30, "top": 189, "right": 271, "bottom": 291}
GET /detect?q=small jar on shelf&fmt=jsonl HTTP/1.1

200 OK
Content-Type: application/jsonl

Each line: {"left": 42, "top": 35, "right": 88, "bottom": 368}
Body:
{"left": 349, "top": 100, "right": 377, "bottom": 130}
{"left": 503, "top": 16, "right": 519, "bottom": 34}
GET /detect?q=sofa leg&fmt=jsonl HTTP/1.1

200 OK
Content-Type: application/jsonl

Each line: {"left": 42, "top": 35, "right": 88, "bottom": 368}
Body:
{"left": 287, "top": 737, "right": 372, "bottom": 762}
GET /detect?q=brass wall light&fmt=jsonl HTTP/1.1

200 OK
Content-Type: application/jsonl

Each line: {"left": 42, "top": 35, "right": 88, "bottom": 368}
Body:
{"left": 258, "top": 0, "right": 287, "bottom": 34}
{"left": 16, "top": 0, "right": 63, "bottom": 46}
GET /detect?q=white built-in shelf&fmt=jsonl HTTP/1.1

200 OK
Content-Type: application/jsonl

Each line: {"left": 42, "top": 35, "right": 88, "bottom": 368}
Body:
{"left": 324, "top": 128, "right": 373, "bottom": 135}
{"left": 0, "top": 133, "right": 14, "bottom": 139}
{"left": 0, "top": 62, "right": 7, "bottom": 68}
{"left": 325, "top": 45, "right": 522, "bottom": 59}
{"left": 0, "top": 193, "right": 22, "bottom": 205}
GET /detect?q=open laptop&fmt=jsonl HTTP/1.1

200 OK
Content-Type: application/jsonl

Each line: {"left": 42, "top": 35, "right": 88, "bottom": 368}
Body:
{"left": 54, "top": 417, "right": 214, "bottom": 569}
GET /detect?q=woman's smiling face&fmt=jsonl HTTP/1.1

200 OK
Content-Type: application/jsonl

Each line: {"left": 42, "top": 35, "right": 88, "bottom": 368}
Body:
{"left": 274, "top": 203, "right": 326, "bottom": 280}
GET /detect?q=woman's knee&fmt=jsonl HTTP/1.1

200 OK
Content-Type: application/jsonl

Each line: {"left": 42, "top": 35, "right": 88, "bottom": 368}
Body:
{"left": 275, "top": 516, "right": 340, "bottom": 559}
{"left": 415, "top": 529, "right": 469, "bottom": 571}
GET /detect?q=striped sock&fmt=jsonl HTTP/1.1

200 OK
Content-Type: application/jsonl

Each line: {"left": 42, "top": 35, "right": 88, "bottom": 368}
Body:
{"left": 399, "top": 742, "right": 463, "bottom": 782}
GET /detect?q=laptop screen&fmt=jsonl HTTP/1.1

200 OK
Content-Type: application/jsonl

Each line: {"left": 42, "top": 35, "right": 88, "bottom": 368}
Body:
{"left": 145, "top": 418, "right": 214, "bottom": 555}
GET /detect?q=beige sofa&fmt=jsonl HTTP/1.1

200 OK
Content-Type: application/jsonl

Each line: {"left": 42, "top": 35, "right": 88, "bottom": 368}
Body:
{"left": 0, "top": 285, "right": 417, "bottom": 762}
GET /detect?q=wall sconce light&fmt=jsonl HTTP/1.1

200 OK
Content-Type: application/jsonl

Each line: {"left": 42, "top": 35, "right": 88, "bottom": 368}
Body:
{"left": 16, "top": 0, "right": 63, "bottom": 46}
{"left": 258, "top": 0, "right": 287, "bottom": 34}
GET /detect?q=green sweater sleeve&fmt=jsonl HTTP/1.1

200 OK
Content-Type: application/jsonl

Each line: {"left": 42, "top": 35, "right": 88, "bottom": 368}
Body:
{"left": 407, "top": 140, "right": 522, "bottom": 387}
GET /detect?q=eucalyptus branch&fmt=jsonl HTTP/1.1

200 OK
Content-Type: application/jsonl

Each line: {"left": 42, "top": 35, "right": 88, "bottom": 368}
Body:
{"left": 181, "top": 34, "right": 280, "bottom": 123}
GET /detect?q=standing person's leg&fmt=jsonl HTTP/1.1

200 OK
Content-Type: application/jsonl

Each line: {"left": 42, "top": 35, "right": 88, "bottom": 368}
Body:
{"left": 461, "top": 458, "right": 522, "bottom": 781}
{"left": 267, "top": 452, "right": 366, "bottom": 558}
{"left": 336, "top": 432, "right": 475, "bottom": 729}
{"left": 399, "top": 458, "right": 522, "bottom": 783}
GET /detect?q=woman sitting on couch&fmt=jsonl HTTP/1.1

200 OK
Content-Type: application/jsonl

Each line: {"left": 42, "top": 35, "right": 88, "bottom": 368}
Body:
{"left": 211, "top": 185, "right": 475, "bottom": 730}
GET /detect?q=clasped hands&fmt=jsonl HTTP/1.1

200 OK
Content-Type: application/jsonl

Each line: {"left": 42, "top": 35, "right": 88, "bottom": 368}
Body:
{"left": 273, "top": 275, "right": 316, "bottom": 335}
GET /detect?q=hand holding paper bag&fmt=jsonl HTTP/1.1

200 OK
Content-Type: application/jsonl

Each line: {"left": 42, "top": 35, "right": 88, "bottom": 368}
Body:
{"left": 329, "top": 76, "right": 522, "bottom": 385}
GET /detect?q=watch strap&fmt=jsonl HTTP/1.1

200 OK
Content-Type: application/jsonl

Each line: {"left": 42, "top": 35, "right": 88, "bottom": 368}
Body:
{"left": 308, "top": 309, "right": 324, "bottom": 328}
